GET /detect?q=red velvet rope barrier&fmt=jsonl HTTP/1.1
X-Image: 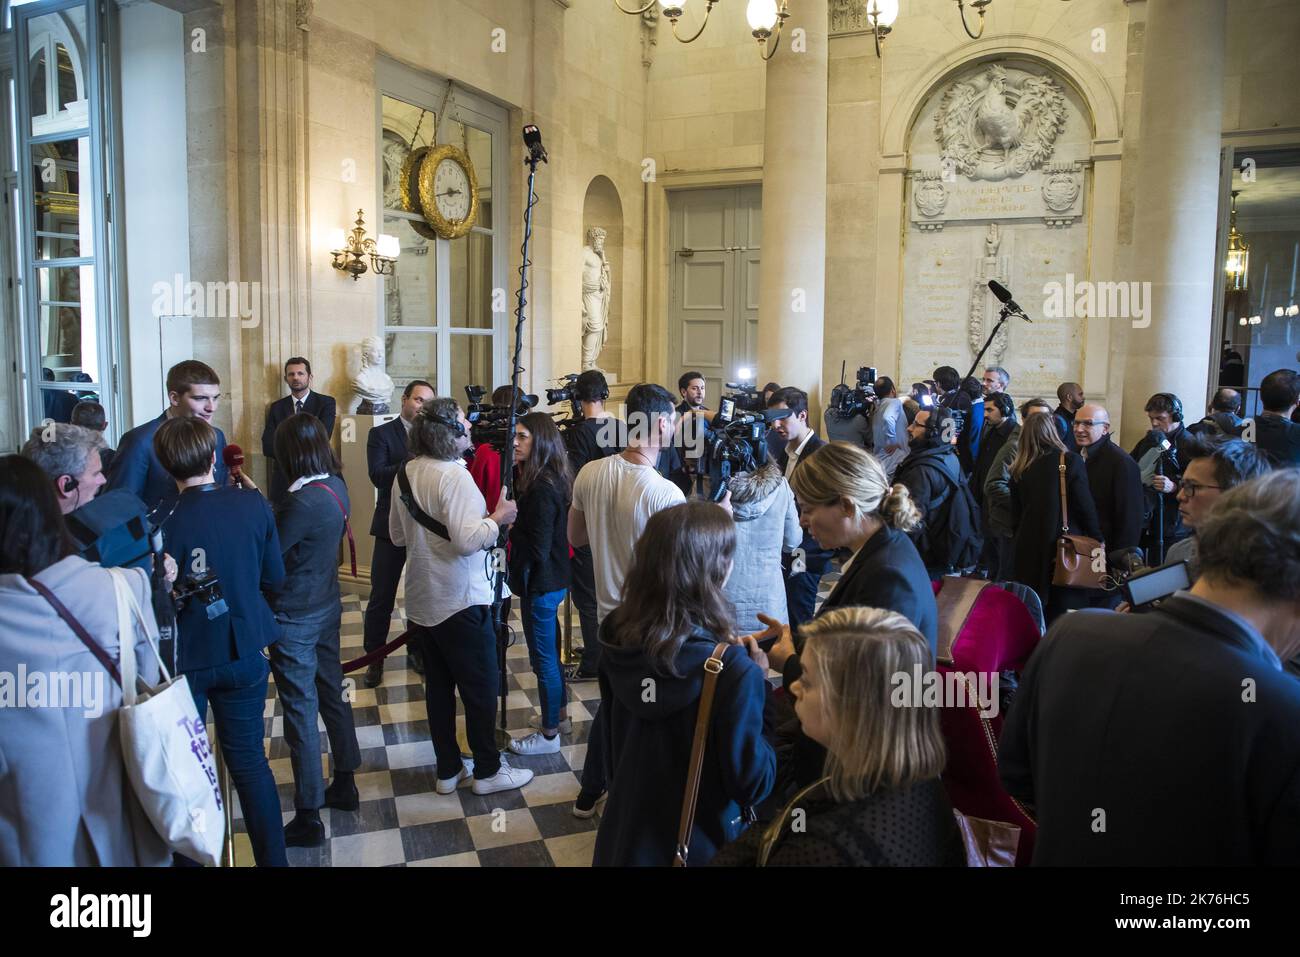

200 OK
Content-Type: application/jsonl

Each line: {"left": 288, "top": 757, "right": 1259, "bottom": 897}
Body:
{"left": 341, "top": 629, "right": 411, "bottom": 674}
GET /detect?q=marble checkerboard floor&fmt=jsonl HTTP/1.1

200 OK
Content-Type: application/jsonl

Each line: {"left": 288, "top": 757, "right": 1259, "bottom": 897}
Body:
{"left": 224, "top": 568, "right": 841, "bottom": 867}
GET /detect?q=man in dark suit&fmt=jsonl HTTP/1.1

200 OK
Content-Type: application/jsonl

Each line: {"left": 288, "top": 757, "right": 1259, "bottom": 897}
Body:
{"left": 261, "top": 357, "right": 337, "bottom": 503}
{"left": 363, "top": 378, "right": 434, "bottom": 688}
{"left": 106, "top": 359, "right": 228, "bottom": 516}
{"left": 1070, "top": 403, "right": 1143, "bottom": 609}
{"left": 1251, "top": 368, "right": 1300, "bottom": 467}
{"left": 766, "top": 387, "right": 831, "bottom": 629}
{"left": 999, "top": 469, "right": 1300, "bottom": 865}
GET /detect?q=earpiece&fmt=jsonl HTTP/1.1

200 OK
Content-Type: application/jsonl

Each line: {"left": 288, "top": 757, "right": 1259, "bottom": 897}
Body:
{"left": 421, "top": 409, "right": 466, "bottom": 437}
{"left": 60, "top": 475, "right": 77, "bottom": 494}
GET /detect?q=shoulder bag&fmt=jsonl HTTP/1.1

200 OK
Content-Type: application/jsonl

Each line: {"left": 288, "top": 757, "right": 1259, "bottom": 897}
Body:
{"left": 1051, "top": 453, "right": 1105, "bottom": 589}
{"left": 673, "top": 641, "right": 729, "bottom": 867}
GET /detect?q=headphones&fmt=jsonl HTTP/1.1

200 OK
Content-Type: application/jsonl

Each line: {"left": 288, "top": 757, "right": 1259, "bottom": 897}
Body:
{"left": 60, "top": 474, "right": 77, "bottom": 494}
{"left": 420, "top": 408, "right": 466, "bottom": 437}
{"left": 1154, "top": 392, "right": 1184, "bottom": 423}
{"left": 921, "top": 406, "right": 954, "bottom": 437}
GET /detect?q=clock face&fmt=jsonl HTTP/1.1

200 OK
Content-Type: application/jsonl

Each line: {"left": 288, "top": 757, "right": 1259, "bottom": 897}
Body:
{"left": 434, "top": 158, "right": 472, "bottom": 223}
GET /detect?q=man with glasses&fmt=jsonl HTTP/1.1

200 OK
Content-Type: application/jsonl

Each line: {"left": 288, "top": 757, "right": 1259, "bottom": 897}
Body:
{"left": 1165, "top": 437, "right": 1271, "bottom": 582}
{"left": 1072, "top": 403, "right": 1143, "bottom": 607}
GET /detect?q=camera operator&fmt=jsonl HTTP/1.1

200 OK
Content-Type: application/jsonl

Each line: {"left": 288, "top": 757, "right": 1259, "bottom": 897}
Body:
{"left": 363, "top": 379, "right": 433, "bottom": 688}
{"left": 390, "top": 399, "right": 531, "bottom": 796}
{"left": 1129, "top": 392, "right": 1198, "bottom": 564}
{"left": 555, "top": 370, "right": 624, "bottom": 680}
{"left": 766, "top": 387, "right": 832, "bottom": 629}
{"left": 468, "top": 385, "right": 525, "bottom": 510}
{"left": 895, "top": 407, "right": 980, "bottom": 578}
{"left": 153, "top": 416, "right": 287, "bottom": 867}
{"left": 999, "top": 469, "right": 1300, "bottom": 865}
{"left": 21, "top": 423, "right": 107, "bottom": 516}
{"left": 1162, "top": 437, "right": 1271, "bottom": 583}
{"left": 870, "top": 376, "right": 908, "bottom": 480}
{"left": 1188, "top": 387, "right": 1243, "bottom": 439}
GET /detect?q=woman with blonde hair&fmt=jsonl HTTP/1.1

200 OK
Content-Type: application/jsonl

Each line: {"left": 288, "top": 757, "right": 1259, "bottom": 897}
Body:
{"left": 713, "top": 606, "right": 964, "bottom": 866}
{"left": 1008, "top": 412, "right": 1102, "bottom": 619}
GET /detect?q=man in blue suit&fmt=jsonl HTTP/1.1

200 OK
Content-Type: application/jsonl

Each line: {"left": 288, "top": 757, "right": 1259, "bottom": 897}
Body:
{"left": 363, "top": 378, "right": 434, "bottom": 688}
{"left": 261, "top": 356, "right": 337, "bottom": 503}
{"left": 106, "top": 359, "right": 229, "bottom": 517}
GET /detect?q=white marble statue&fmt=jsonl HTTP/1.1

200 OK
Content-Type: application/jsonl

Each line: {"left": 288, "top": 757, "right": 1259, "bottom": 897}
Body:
{"left": 352, "top": 335, "right": 396, "bottom": 414}
{"left": 581, "top": 227, "right": 612, "bottom": 372}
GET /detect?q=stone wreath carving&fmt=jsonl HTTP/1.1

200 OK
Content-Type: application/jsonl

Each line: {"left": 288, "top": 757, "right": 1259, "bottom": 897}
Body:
{"left": 936, "top": 64, "right": 1067, "bottom": 181}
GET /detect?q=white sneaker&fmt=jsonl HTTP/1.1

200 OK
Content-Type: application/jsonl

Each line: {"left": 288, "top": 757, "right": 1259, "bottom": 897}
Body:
{"left": 509, "top": 731, "right": 561, "bottom": 755}
{"left": 471, "top": 759, "right": 534, "bottom": 795}
{"left": 529, "top": 714, "right": 573, "bottom": 734}
{"left": 435, "top": 759, "right": 475, "bottom": 794}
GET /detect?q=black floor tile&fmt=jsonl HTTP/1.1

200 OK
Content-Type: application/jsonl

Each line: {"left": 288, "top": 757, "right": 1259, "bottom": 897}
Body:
{"left": 476, "top": 840, "right": 553, "bottom": 867}
{"left": 399, "top": 819, "right": 474, "bottom": 860}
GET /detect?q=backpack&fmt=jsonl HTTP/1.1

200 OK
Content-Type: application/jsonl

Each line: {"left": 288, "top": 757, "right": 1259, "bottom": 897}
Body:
{"left": 913, "top": 462, "right": 983, "bottom": 571}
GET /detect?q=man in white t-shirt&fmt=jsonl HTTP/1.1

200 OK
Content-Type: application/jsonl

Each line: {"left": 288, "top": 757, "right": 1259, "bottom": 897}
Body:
{"left": 567, "top": 382, "right": 731, "bottom": 816}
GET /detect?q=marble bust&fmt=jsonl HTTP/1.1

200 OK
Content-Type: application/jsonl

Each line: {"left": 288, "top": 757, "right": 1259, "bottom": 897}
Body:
{"left": 581, "top": 226, "right": 612, "bottom": 371}
{"left": 353, "top": 335, "right": 395, "bottom": 414}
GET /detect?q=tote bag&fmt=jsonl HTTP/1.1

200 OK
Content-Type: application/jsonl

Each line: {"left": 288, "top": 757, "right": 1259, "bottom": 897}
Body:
{"left": 110, "top": 569, "right": 226, "bottom": 866}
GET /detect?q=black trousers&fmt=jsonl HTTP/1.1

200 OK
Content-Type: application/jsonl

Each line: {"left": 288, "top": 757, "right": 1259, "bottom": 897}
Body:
{"left": 364, "top": 535, "right": 406, "bottom": 653}
{"left": 570, "top": 545, "right": 601, "bottom": 673}
{"left": 411, "top": 605, "right": 501, "bottom": 781}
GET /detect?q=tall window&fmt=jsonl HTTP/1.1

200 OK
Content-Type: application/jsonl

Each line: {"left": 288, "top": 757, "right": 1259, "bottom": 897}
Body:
{"left": 9, "top": 0, "right": 112, "bottom": 438}
{"left": 379, "top": 64, "right": 507, "bottom": 403}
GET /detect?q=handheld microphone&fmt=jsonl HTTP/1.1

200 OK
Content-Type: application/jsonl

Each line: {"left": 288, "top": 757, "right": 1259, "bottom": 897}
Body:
{"left": 987, "top": 280, "right": 1033, "bottom": 322}
{"left": 522, "top": 125, "right": 547, "bottom": 164}
{"left": 222, "top": 444, "right": 245, "bottom": 482}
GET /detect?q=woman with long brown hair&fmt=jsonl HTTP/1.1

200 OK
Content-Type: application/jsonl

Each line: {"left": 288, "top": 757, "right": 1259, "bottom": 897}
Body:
{"left": 1008, "top": 411, "right": 1103, "bottom": 619}
{"left": 592, "top": 501, "right": 775, "bottom": 866}
{"left": 507, "top": 412, "right": 574, "bottom": 755}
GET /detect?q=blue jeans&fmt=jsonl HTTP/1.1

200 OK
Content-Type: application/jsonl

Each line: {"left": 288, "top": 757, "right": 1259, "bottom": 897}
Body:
{"left": 186, "top": 654, "right": 287, "bottom": 867}
{"left": 521, "top": 589, "right": 567, "bottom": 729}
{"left": 269, "top": 606, "right": 362, "bottom": 810}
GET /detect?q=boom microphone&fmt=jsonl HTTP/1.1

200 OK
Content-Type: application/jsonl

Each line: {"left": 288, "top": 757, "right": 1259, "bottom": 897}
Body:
{"left": 222, "top": 444, "right": 245, "bottom": 482}
{"left": 987, "top": 280, "right": 1033, "bottom": 322}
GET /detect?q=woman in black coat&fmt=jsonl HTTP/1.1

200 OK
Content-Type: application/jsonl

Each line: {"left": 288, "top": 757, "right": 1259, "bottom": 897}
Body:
{"left": 506, "top": 412, "right": 573, "bottom": 756}
{"left": 593, "top": 502, "right": 775, "bottom": 866}
{"left": 1008, "top": 412, "right": 1103, "bottom": 619}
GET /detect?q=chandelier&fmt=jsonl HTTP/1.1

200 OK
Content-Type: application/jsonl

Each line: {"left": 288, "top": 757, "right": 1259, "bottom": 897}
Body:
{"left": 1224, "top": 191, "right": 1250, "bottom": 294}
{"left": 615, "top": 0, "right": 790, "bottom": 58}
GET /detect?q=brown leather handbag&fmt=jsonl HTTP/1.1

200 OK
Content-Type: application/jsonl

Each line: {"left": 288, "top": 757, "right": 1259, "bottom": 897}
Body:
{"left": 673, "top": 641, "right": 729, "bottom": 867}
{"left": 1051, "top": 453, "right": 1105, "bottom": 589}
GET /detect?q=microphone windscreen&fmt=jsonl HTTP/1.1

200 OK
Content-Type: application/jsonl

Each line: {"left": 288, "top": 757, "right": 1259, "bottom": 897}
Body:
{"left": 987, "top": 279, "right": 1013, "bottom": 304}
{"left": 222, "top": 444, "right": 245, "bottom": 469}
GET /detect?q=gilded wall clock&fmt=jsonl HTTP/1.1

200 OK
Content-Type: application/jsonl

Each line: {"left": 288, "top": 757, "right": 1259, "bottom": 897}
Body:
{"left": 417, "top": 144, "right": 480, "bottom": 240}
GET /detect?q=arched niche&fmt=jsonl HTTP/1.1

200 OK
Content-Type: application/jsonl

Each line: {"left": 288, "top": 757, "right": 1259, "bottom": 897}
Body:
{"left": 581, "top": 175, "right": 624, "bottom": 380}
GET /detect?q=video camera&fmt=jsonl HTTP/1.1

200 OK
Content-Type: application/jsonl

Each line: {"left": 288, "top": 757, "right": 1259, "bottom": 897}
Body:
{"left": 544, "top": 373, "right": 585, "bottom": 425}
{"left": 173, "top": 569, "right": 229, "bottom": 621}
{"left": 465, "top": 384, "right": 538, "bottom": 450}
{"left": 700, "top": 406, "right": 791, "bottom": 503}
{"left": 828, "top": 364, "right": 879, "bottom": 421}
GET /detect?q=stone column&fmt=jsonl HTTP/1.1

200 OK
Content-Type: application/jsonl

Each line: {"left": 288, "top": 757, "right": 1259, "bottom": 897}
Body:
{"left": 756, "top": 0, "right": 828, "bottom": 411}
{"left": 1121, "top": 0, "right": 1225, "bottom": 441}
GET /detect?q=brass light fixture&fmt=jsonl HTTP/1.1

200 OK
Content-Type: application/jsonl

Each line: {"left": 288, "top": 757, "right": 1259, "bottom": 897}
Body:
{"left": 1224, "top": 191, "right": 1250, "bottom": 294}
{"left": 955, "top": 0, "right": 992, "bottom": 40}
{"left": 615, "top": 0, "right": 719, "bottom": 45}
{"left": 868, "top": 0, "right": 899, "bottom": 58}
{"left": 746, "top": 0, "right": 791, "bottom": 60}
{"left": 330, "top": 210, "right": 398, "bottom": 282}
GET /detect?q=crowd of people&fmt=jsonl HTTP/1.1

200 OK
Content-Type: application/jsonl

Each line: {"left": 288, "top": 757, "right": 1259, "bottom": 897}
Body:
{"left": 2, "top": 355, "right": 1298, "bottom": 867}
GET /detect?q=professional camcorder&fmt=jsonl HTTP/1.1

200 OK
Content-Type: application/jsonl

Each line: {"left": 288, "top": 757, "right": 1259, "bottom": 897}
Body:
{"left": 700, "top": 406, "right": 791, "bottom": 503}
{"left": 543, "top": 372, "right": 587, "bottom": 426}
{"left": 828, "top": 364, "right": 879, "bottom": 421}
{"left": 173, "top": 570, "right": 229, "bottom": 621}
{"left": 719, "top": 379, "right": 767, "bottom": 416}
{"left": 465, "top": 384, "right": 538, "bottom": 450}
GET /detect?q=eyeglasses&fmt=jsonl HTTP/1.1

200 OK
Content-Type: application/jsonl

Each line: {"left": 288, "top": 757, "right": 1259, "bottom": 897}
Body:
{"left": 1072, "top": 420, "right": 1106, "bottom": 429}
{"left": 1177, "top": 480, "right": 1222, "bottom": 498}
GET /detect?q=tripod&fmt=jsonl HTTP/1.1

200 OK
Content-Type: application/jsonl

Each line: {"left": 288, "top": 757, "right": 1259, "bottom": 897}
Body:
{"left": 487, "top": 132, "right": 546, "bottom": 749}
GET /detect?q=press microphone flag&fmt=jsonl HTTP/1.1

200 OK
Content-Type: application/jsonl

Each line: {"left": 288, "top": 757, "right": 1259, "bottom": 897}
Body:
{"left": 221, "top": 443, "right": 245, "bottom": 481}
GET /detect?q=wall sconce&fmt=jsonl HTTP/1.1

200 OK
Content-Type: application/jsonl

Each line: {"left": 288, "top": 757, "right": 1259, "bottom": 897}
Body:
{"left": 955, "top": 0, "right": 992, "bottom": 40}
{"left": 868, "top": 0, "right": 899, "bottom": 58}
{"left": 330, "top": 210, "right": 398, "bottom": 281}
{"left": 746, "top": 0, "right": 791, "bottom": 60}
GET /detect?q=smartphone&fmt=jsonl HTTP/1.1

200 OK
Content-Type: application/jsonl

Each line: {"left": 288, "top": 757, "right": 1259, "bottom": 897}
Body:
{"left": 919, "top": 394, "right": 935, "bottom": 408}
{"left": 756, "top": 632, "right": 780, "bottom": 652}
{"left": 1123, "top": 560, "right": 1190, "bottom": 608}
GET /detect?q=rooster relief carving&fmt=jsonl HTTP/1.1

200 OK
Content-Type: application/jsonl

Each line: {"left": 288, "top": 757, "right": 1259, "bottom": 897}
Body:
{"left": 936, "top": 64, "right": 1067, "bottom": 180}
